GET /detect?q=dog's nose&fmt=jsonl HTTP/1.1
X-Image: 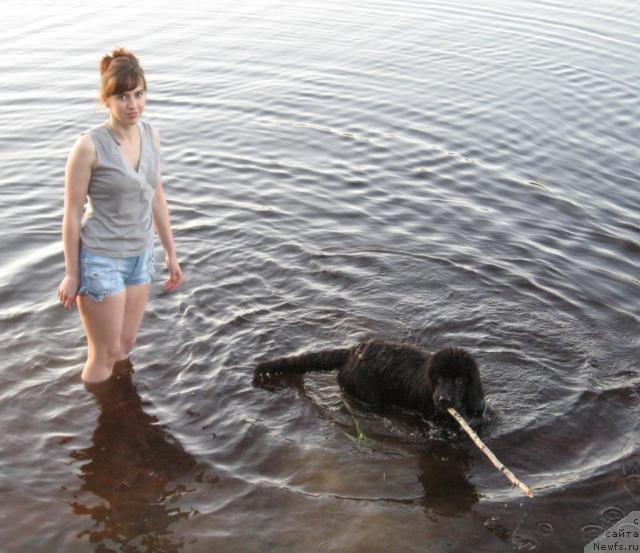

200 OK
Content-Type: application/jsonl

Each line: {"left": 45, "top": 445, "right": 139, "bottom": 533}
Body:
{"left": 436, "top": 392, "right": 453, "bottom": 408}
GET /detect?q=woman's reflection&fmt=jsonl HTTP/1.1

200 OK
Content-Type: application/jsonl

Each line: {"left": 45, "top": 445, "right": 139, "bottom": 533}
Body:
{"left": 69, "top": 360, "right": 198, "bottom": 551}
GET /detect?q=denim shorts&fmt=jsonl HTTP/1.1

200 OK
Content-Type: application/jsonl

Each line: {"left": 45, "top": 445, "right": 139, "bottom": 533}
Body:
{"left": 78, "top": 246, "right": 156, "bottom": 302}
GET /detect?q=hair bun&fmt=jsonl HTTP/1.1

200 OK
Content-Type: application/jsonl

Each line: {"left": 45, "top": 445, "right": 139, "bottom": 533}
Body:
{"left": 99, "top": 48, "right": 140, "bottom": 75}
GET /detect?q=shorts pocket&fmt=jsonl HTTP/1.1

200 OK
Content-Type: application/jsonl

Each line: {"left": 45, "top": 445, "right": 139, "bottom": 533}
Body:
{"left": 80, "top": 254, "right": 117, "bottom": 300}
{"left": 86, "top": 267, "right": 116, "bottom": 296}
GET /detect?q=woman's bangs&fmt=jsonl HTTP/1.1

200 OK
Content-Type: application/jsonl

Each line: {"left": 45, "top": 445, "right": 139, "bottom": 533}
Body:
{"left": 110, "top": 69, "right": 146, "bottom": 96}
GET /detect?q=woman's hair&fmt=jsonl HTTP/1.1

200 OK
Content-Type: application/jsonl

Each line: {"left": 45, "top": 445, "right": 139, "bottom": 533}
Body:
{"left": 99, "top": 48, "right": 147, "bottom": 102}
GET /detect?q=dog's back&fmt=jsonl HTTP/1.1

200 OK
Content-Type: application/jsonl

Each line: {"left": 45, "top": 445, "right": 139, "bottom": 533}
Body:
{"left": 337, "top": 340, "right": 431, "bottom": 411}
{"left": 255, "top": 340, "right": 432, "bottom": 412}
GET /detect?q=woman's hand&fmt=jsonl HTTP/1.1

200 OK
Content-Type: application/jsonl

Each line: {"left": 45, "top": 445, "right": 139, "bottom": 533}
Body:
{"left": 58, "top": 275, "right": 79, "bottom": 309}
{"left": 164, "top": 253, "right": 183, "bottom": 292}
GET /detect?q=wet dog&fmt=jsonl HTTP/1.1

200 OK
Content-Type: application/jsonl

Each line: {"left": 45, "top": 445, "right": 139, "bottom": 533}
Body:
{"left": 254, "top": 339, "right": 485, "bottom": 422}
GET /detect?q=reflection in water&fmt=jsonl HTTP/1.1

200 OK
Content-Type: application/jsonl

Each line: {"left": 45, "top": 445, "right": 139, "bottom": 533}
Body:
{"left": 417, "top": 441, "right": 479, "bottom": 517}
{"left": 69, "top": 360, "right": 198, "bottom": 552}
{"left": 254, "top": 371, "right": 478, "bottom": 516}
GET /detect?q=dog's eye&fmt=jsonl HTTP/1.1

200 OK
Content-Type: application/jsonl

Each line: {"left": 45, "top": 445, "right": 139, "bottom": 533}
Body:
{"left": 455, "top": 377, "right": 465, "bottom": 385}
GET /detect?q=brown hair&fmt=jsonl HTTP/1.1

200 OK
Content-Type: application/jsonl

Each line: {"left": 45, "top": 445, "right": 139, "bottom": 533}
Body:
{"left": 99, "top": 48, "right": 147, "bottom": 103}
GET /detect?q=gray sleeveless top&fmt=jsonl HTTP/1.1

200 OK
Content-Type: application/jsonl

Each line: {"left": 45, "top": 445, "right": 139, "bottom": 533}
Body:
{"left": 80, "top": 120, "right": 160, "bottom": 257}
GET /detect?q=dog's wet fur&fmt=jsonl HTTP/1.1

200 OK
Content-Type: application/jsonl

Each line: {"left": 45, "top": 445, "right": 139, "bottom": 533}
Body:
{"left": 254, "top": 339, "right": 485, "bottom": 422}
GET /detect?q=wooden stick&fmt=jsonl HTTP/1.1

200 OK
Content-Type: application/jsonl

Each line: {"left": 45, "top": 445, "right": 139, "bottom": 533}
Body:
{"left": 447, "top": 407, "right": 534, "bottom": 498}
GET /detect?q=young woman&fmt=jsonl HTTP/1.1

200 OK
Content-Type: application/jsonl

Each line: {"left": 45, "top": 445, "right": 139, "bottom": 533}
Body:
{"left": 57, "top": 48, "right": 182, "bottom": 383}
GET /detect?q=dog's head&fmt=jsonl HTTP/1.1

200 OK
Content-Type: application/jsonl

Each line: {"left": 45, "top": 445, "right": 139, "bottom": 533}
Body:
{"left": 428, "top": 347, "right": 485, "bottom": 419}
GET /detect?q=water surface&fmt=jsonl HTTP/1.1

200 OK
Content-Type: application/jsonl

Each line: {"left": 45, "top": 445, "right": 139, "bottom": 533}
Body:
{"left": 1, "top": 0, "right": 639, "bottom": 551}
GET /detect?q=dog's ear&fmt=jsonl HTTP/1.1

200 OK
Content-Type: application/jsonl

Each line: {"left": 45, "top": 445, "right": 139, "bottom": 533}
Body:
{"left": 465, "top": 363, "right": 485, "bottom": 418}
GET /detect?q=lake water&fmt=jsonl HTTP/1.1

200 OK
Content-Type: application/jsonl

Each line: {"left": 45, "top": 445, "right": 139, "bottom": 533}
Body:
{"left": 1, "top": 0, "right": 639, "bottom": 551}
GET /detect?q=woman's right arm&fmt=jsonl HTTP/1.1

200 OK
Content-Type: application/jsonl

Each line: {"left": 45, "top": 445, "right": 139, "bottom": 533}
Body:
{"left": 57, "top": 134, "right": 95, "bottom": 310}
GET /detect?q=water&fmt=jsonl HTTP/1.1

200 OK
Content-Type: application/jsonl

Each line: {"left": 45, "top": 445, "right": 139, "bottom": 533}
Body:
{"left": 1, "top": 0, "right": 639, "bottom": 551}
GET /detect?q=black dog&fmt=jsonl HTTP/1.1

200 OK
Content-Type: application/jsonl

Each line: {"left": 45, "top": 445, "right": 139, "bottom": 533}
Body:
{"left": 255, "top": 339, "right": 485, "bottom": 421}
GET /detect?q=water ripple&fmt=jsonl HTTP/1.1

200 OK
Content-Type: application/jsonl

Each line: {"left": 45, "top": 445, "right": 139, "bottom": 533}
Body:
{"left": 1, "top": 0, "right": 639, "bottom": 551}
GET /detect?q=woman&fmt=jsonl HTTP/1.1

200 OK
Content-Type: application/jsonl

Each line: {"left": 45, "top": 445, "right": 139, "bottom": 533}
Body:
{"left": 57, "top": 48, "right": 182, "bottom": 383}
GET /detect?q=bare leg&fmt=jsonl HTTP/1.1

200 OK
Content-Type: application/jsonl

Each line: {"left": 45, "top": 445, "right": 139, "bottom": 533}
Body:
{"left": 78, "top": 291, "right": 127, "bottom": 383}
{"left": 118, "top": 283, "right": 151, "bottom": 361}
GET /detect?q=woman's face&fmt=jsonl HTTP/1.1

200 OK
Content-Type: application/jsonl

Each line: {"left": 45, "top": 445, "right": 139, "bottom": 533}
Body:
{"left": 106, "top": 81, "right": 146, "bottom": 125}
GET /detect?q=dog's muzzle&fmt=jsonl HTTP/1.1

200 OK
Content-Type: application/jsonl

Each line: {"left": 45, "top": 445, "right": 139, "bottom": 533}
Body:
{"left": 433, "top": 382, "right": 459, "bottom": 411}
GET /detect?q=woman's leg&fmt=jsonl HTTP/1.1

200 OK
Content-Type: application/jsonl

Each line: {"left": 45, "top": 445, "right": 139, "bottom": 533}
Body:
{"left": 78, "top": 291, "right": 127, "bottom": 383}
{"left": 118, "top": 283, "right": 151, "bottom": 361}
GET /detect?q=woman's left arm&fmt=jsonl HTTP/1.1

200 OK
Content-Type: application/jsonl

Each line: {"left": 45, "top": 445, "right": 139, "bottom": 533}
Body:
{"left": 151, "top": 128, "right": 183, "bottom": 292}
